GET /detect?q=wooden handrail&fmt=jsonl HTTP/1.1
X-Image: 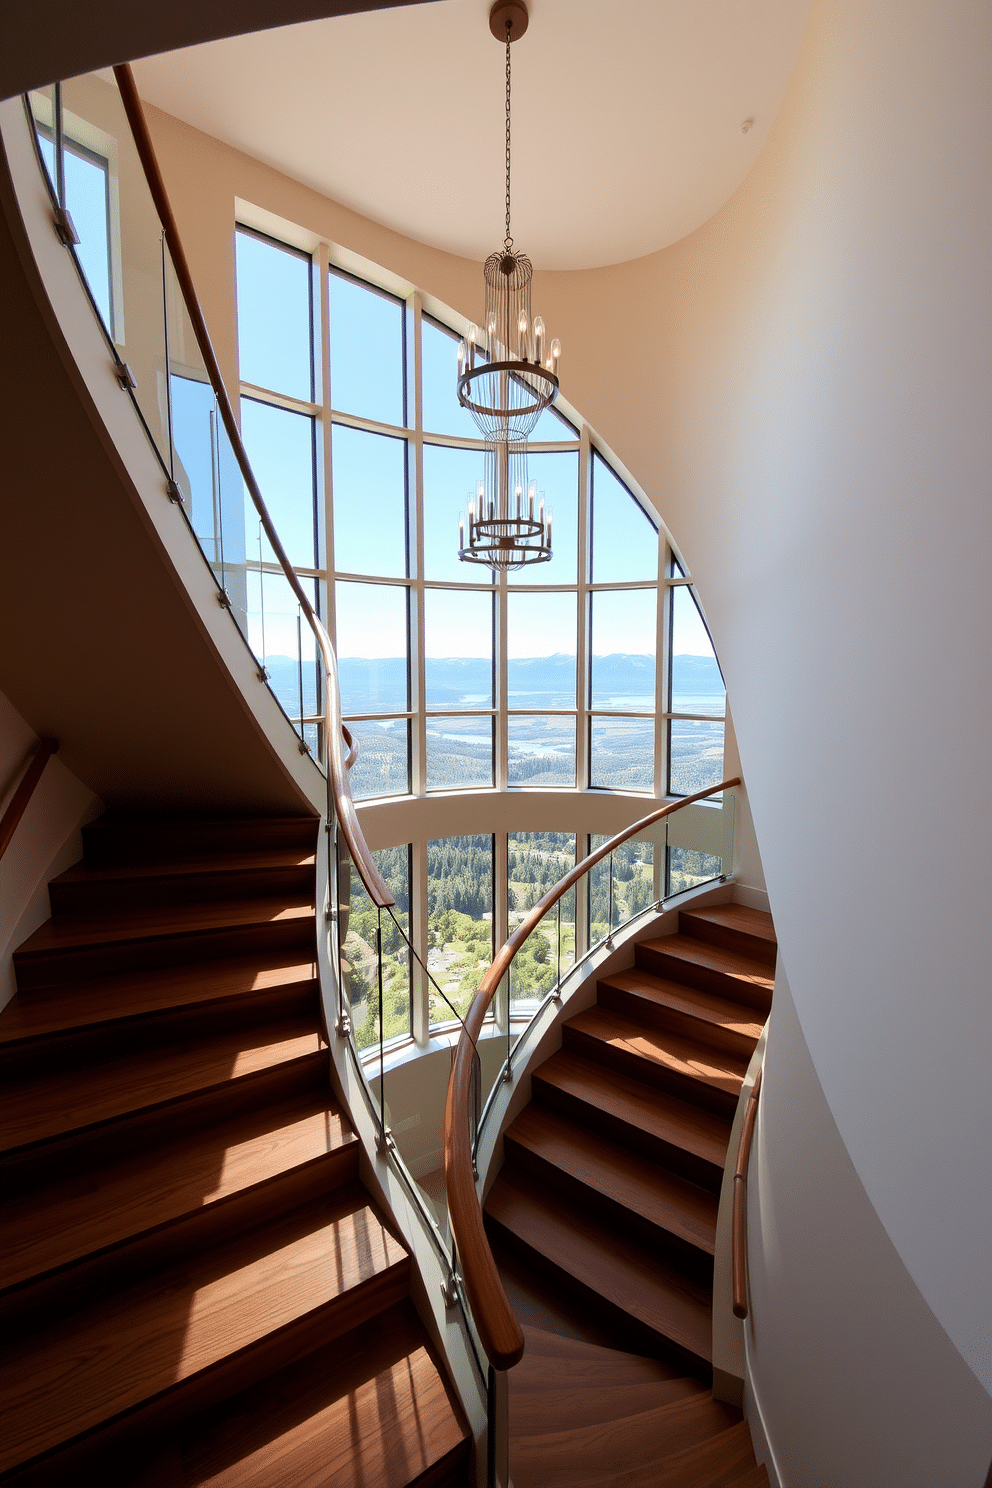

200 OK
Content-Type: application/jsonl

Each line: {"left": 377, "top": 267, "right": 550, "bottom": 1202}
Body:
{"left": 0, "top": 738, "right": 59, "bottom": 860}
{"left": 444, "top": 776, "right": 741, "bottom": 1369}
{"left": 732, "top": 1065, "right": 762, "bottom": 1319}
{"left": 111, "top": 65, "right": 391, "bottom": 911}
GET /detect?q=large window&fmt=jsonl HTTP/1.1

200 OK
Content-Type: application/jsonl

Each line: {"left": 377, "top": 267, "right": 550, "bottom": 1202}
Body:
{"left": 234, "top": 224, "right": 724, "bottom": 803}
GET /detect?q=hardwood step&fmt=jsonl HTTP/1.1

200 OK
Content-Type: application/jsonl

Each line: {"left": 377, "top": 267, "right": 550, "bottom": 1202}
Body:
{"left": 136, "top": 1301, "right": 469, "bottom": 1488}
{"left": 609, "top": 1418, "right": 758, "bottom": 1487}
{"left": 0, "top": 954, "right": 318, "bottom": 1053}
{"left": 515, "top": 1326, "right": 689, "bottom": 1387}
{"left": 503, "top": 1104, "right": 717, "bottom": 1271}
{"left": 509, "top": 1376, "right": 701, "bottom": 1436}
{"left": 635, "top": 935, "right": 773, "bottom": 1015}
{"left": 532, "top": 1050, "right": 731, "bottom": 1192}
{"left": 48, "top": 850, "right": 316, "bottom": 916}
{"left": 81, "top": 814, "right": 319, "bottom": 868}
{"left": 0, "top": 1187, "right": 409, "bottom": 1479}
{"left": 13, "top": 897, "right": 316, "bottom": 989}
{"left": 510, "top": 1391, "right": 740, "bottom": 1488}
{"left": 0, "top": 1016, "right": 325, "bottom": 1158}
{"left": 598, "top": 968, "right": 763, "bottom": 1061}
{"left": 486, "top": 1167, "right": 712, "bottom": 1372}
{"left": 563, "top": 1006, "right": 747, "bottom": 1119}
{"left": 678, "top": 905, "right": 777, "bottom": 969}
{"left": 734, "top": 1467, "right": 771, "bottom": 1487}
{"left": 1, "top": 1091, "right": 357, "bottom": 1320}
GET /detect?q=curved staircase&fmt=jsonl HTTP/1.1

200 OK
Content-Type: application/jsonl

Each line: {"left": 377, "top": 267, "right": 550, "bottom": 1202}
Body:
{"left": 0, "top": 814, "right": 469, "bottom": 1487}
{"left": 486, "top": 903, "right": 775, "bottom": 1486}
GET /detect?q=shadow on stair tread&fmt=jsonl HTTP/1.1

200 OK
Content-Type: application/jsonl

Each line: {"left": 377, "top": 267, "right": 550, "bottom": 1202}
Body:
{"left": 123, "top": 1301, "right": 470, "bottom": 1488}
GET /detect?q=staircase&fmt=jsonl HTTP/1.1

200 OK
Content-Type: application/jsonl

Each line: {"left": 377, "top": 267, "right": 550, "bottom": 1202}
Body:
{"left": 0, "top": 814, "right": 469, "bottom": 1487}
{"left": 485, "top": 903, "right": 776, "bottom": 1486}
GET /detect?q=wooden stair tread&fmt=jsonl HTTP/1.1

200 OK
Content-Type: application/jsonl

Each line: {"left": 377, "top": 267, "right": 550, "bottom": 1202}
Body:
{"left": 510, "top": 1392, "right": 739, "bottom": 1487}
{"left": 505, "top": 1104, "right": 718, "bottom": 1254}
{"left": 567, "top": 1006, "right": 748, "bottom": 1099}
{"left": 486, "top": 1169, "right": 712, "bottom": 1365}
{"left": 52, "top": 849, "right": 316, "bottom": 889}
{"left": 0, "top": 956, "right": 317, "bottom": 1047}
{"left": 599, "top": 969, "right": 764, "bottom": 1041}
{"left": 638, "top": 934, "right": 774, "bottom": 995}
{"left": 734, "top": 1467, "right": 771, "bottom": 1486}
{"left": 1, "top": 1092, "right": 355, "bottom": 1294}
{"left": 0, "top": 1187, "right": 408, "bottom": 1476}
{"left": 509, "top": 1377, "right": 700, "bottom": 1435}
{"left": 533, "top": 1051, "right": 731, "bottom": 1174}
{"left": 680, "top": 905, "right": 775, "bottom": 945}
{"left": 605, "top": 1418, "right": 757, "bottom": 1488}
{"left": 169, "top": 1301, "right": 467, "bottom": 1487}
{"left": 15, "top": 897, "right": 315, "bottom": 958}
{"left": 0, "top": 1017, "right": 324, "bottom": 1154}
{"left": 516, "top": 1325, "right": 689, "bottom": 1385}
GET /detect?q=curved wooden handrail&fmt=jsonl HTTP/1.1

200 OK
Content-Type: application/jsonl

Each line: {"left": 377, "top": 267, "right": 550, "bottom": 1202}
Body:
{"left": 732, "top": 1065, "right": 762, "bottom": 1319}
{"left": 0, "top": 738, "right": 59, "bottom": 861}
{"left": 111, "top": 65, "right": 391, "bottom": 910}
{"left": 444, "top": 776, "right": 741, "bottom": 1369}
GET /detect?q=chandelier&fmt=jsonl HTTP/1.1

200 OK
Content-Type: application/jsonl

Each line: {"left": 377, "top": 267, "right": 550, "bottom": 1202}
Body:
{"left": 457, "top": 0, "right": 561, "bottom": 571}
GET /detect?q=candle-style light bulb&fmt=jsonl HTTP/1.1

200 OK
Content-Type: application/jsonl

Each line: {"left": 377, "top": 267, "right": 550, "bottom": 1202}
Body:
{"left": 533, "top": 316, "right": 545, "bottom": 364}
{"left": 528, "top": 481, "right": 536, "bottom": 520}
{"left": 517, "top": 310, "right": 529, "bottom": 360}
{"left": 467, "top": 324, "right": 477, "bottom": 372}
{"left": 550, "top": 338, "right": 561, "bottom": 376}
{"left": 459, "top": 517, "right": 465, "bottom": 549}
{"left": 457, "top": 339, "right": 466, "bottom": 376}
{"left": 538, "top": 498, "right": 545, "bottom": 526}
{"left": 487, "top": 312, "right": 497, "bottom": 352}
{"left": 546, "top": 512, "right": 553, "bottom": 545}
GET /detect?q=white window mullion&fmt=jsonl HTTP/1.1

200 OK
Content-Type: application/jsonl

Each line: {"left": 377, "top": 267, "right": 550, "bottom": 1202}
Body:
{"left": 575, "top": 422, "right": 591, "bottom": 789}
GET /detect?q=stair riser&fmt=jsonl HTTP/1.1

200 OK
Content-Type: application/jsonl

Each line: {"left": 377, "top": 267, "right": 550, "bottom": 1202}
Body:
{"left": 0, "top": 980, "right": 318, "bottom": 1081}
{"left": 0, "top": 1051, "right": 328, "bottom": 1175}
{"left": 1, "top": 1142, "right": 360, "bottom": 1340}
{"left": 81, "top": 820, "right": 319, "bottom": 869}
{"left": 597, "top": 983, "right": 758, "bottom": 1063}
{"left": 48, "top": 866, "right": 314, "bottom": 917}
{"left": 677, "top": 910, "right": 777, "bottom": 970}
{"left": 0, "top": 1261, "right": 411, "bottom": 1487}
{"left": 563, "top": 1025, "right": 740, "bottom": 1121}
{"left": 501, "top": 1139, "right": 715, "bottom": 1284}
{"left": 485, "top": 1213, "right": 711, "bottom": 1381}
{"left": 531, "top": 1076, "right": 727, "bottom": 1193}
{"left": 13, "top": 917, "right": 316, "bottom": 992}
{"left": 634, "top": 944, "right": 772, "bottom": 1016}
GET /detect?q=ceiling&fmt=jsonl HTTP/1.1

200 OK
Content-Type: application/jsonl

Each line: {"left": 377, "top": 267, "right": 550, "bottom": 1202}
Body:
{"left": 133, "top": 0, "right": 811, "bottom": 271}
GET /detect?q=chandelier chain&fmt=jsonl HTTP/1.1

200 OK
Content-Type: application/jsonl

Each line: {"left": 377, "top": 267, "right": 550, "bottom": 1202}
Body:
{"left": 504, "top": 22, "right": 513, "bottom": 252}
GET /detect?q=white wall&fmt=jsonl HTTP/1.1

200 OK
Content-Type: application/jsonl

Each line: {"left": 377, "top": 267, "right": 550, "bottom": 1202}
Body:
{"left": 0, "top": 689, "right": 102, "bottom": 1011}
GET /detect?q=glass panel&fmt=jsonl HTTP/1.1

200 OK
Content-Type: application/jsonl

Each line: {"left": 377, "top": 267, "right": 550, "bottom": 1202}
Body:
{"left": 344, "top": 846, "right": 411, "bottom": 1051}
{"left": 427, "top": 835, "right": 494, "bottom": 1025}
{"left": 241, "top": 398, "right": 317, "bottom": 569}
{"left": 246, "top": 569, "right": 319, "bottom": 735}
{"left": 508, "top": 833, "right": 575, "bottom": 1005}
{"left": 425, "top": 590, "right": 493, "bottom": 709}
{"left": 590, "top": 453, "right": 657, "bottom": 583}
{"left": 28, "top": 88, "right": 57, "bottom": 191}
{"left": 426, "top": 717, "right": 494, "bottom": 791}
{"left": 589, "top": 716, "right": 655, "bottom": 790}
{"left": 332, "top": 424, "right": 407, "bottom": 578}
{"left": 590, "top": 589, "right": 656, "bottom": 711}
{"left": 508, "top": 591, "right": 577, "bottom": 709}
{"left": 668, "top": 718, "right": 725, "bottom": 797}
{"left": 61, "top": 72, "right": 170, "bottom": 459}
{"left": 423, "top": 443, "right": 486, "bottom": 583}
{"left": 668, "top": 846, "right": 723, "bottom": 897}
{"left": 670, "top": 587, "right": 725, "bottom": 717}
{"left": 587, "top": 832, "right": 656, "bottom": 942}
{"left": 529, "top": 401, "right": 577, "bottom": 443}
{"left": 235, "top": 229, "right": 313, "bottom": 402}
{"left": 346, "top": 719, "right": 410, "bottom": 800}
{"left": 64, "top": 142, "right": 113, "bottom": 335}
{"left": 508, "top": 451, "right": 579, "bottom": 586}
{"left": 329, "top": 270, "right": 405, "bottom": 426}
{"left": 422, "top": 317, "right": 484, "bottom": 439}
{"left": 508, "top": 717, "right": 576, "bottom": 787}
{"left": 335, "top": 581, "right": 408, "bottom": 714}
